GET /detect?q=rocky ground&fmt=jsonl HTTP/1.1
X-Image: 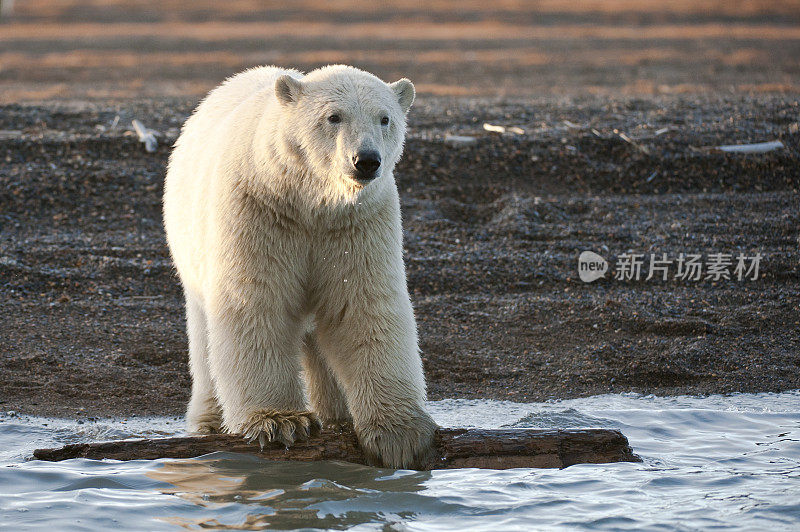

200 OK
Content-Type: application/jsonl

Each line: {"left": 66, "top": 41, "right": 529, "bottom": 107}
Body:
{"left": 1, "top": 95, "right": 798, "bottom": 418}
{"left": 0, "top": 1, "right": 798, "bottom": 418}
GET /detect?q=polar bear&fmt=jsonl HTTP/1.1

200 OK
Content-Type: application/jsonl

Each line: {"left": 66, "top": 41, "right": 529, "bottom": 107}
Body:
{"left": 163, "top": 65, "right": 436, "bottom": 468}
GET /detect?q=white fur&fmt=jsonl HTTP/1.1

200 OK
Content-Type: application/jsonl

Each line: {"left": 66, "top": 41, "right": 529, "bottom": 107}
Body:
{"left": 163, "top": 65, "right": 435, "bottom": 468}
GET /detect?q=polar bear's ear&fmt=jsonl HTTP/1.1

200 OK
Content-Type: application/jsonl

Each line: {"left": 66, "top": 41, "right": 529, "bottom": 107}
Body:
{"left": 390, "top": 78, "right": 415, "bottom": 113}
{"left": 275, "top": 75, "right": 303, "bottom": 106}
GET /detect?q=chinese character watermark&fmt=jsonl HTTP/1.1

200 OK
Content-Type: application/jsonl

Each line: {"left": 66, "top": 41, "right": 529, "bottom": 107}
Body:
{"left": 578, "top": 251, "right": 762, "bottom": 283}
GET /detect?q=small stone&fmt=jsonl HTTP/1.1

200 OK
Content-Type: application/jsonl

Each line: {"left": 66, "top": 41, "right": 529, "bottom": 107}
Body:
{"left": 444, "top": 134, "right": 477, "bottom": 147}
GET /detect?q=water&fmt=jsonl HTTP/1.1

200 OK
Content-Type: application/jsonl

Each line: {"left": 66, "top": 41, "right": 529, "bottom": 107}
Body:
{"left": 1, "top": 392, "right": 799, "bottom": 531}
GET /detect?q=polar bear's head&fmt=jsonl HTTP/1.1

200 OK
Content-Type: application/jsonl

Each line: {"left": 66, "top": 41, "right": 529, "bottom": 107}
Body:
{"left": 273, "top": 65, "right": 414, "bottom": 195}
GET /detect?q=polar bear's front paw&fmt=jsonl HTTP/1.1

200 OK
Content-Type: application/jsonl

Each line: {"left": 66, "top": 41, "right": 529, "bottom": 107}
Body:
{"left": 357, "top": 412, "right": 438, "bottom": 469}
{"left": 239, "top": 410, "right": 322, "bottom": 448}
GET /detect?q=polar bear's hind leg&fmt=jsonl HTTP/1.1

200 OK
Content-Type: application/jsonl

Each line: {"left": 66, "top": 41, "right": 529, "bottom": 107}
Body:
{"left": 185, "top": 292, "right": 223, "bottom": 433}
{"left": 302, "top": 332, "right": 352, "bottom": 425}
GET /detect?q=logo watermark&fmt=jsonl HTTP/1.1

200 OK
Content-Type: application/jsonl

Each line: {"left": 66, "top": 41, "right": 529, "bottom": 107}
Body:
{"left": 578, "top": 251, "right": 608, "bottom": 283}
{"left": 578, "top": 251, "right": 762, "bottom": 283}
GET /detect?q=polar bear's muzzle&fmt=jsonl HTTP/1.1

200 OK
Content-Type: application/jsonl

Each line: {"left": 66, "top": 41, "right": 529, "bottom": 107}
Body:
{"left": 351, "top": 150, "right": 381, "bottom": 183}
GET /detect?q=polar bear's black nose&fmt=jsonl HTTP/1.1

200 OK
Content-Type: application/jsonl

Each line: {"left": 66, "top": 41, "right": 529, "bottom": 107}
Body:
{"left": 353, "top": 150, "right": 381, "bottom": 179}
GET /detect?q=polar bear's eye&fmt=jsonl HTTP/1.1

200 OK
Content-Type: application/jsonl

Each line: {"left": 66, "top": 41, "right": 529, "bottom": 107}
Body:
{"left": 381, "top": 116, "right": 390, "bottom": 126}
{"left": 328, "top": 114, "right": 341, "bottom": 124}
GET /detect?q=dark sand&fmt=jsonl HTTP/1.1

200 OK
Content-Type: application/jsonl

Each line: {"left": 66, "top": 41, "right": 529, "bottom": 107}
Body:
{"left": 0, "top": 1, "right": 798, "bottom": 418}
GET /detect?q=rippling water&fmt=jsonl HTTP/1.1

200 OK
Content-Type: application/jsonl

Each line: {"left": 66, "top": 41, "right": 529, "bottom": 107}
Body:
{"left": 1, "top": 392, "right": 799, "bottom": 530}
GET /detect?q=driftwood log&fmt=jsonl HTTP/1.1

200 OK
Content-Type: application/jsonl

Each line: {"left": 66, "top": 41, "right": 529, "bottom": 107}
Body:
{"left": 34, "top": 427, "right": 639, "bottom": 469}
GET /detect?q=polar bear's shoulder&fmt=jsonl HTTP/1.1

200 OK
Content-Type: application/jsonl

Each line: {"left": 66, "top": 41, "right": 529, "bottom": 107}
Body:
{"left": 187, "top": 66, "right": 301, "bottom": 130}
{"left": 208, "top": 66, "right": 303, "bottom": 107}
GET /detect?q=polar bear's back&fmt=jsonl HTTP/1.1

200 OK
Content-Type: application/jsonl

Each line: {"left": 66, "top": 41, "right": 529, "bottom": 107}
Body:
{"left": 164, "top": 66, "right": 301, "bottom": 294}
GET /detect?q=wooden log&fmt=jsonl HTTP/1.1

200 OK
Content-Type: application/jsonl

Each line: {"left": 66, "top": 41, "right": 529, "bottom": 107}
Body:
{"left": 33, "top": 427, "right": 640, "bottom": 470}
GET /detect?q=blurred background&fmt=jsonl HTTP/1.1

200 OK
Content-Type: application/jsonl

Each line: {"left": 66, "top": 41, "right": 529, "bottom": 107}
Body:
{"left": 1, "top": 0, "right": 799, "bottom": 101}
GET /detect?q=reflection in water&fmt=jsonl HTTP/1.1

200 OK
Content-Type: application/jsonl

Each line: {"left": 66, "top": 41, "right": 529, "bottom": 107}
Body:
{"left": 147, "top": 453, "right": 433, "bottom": 530}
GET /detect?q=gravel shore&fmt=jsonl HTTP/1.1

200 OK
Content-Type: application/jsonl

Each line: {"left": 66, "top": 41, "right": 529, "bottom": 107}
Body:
{"left": 1, "top": 95, "right": 798, "bottom": 418}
